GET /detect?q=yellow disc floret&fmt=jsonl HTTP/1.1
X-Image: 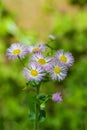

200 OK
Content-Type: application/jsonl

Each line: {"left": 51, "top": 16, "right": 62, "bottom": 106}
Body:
{"left": 38, "top": 58, "right": 46, "bottom": 65}
{"left": 54, "top": 66, "right": 61, "bottom": 74}
{"left": 13, "top": 49, "right": 21, "bottom": 55}
{"left": 30, "top": 69, "right": 38, "bottom": 76}
{"left": 60, "top": 55, "right": 67, "bottom": 63}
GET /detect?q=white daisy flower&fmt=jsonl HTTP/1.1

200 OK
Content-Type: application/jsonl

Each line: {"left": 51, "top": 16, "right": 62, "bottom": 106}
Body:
{"left": 30, "top": 53, "right": 53, "bottom": 71}
{"left": 49, "top": 61, "right": 67, "bottom": 81}
{"left": 26, "top": 43, "right": 46, "bottom": 53}
{"left": 6, "top": 43, "right": 27, "bottom": 59}
{"left": 55, "top": 50, "right": 74, "bottom": 67}
{"left": 23, "top": 62, "right": 45, "bottom": 81}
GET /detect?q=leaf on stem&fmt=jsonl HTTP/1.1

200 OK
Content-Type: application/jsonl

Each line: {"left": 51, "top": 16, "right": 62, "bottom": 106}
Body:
{"left": 27, "top": 91, "right": 36, "bottom": 121}
{"left": 39, "top": 109, "right": 46, "bottom": 122}
{"left": 26, "top": 80, "right": 41, "bottom": 87}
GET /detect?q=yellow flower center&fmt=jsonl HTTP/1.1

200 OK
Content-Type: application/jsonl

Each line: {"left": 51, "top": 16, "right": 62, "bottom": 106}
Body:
{"left": 60, "top": 55, "right": 67, "bottom": 63}
{"left": 30, "top": 69, "right": 38, "bottom": 76}
{"left": 38, "top": 58, "right": 46, "bottom": 65}
{"left": 33, "top": 47, "right": 39, "bottom": 52}
{"left": 13, "top": 49, "right": 21, "bottom": 55}
{"left": 54, "top": 66, "right": 61, "bottom": 74}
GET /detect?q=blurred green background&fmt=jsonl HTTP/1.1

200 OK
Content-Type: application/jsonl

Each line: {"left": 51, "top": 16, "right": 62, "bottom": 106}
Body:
{"left": 0, "top": 0, "right": 87, "bottom": 130}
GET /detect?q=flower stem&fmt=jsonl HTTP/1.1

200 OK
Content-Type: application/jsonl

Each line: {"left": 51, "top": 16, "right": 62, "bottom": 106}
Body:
{"left": 17, "top": 55, "right": 25, "bottom": 67}
{"left": 46, "top": 44, "right": 57, "bottom": 51}
{"left": 34, "top": 86, "right": 40, "bottom": 130}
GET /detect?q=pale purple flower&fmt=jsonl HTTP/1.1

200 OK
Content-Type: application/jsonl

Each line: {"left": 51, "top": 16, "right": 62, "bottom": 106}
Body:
{"left": 52, "top": 92, "right": 62, "bottom": 103}
{"left": 23, "top": 62, "right": 45, "bottom": 81}
{"left": 49, "top": 61, "right": 67, "bottom": 81}
{"left": 6, "top": 43, "right": 27, "bottom": 59}
{"left": 26, "top": 43, "right": 46, "bottom": 53}
{"left": 30, "top": 52, "right": 53, "bottom": 71}
{"left": 55, "top": 50, "right": 74, "bottom": 67}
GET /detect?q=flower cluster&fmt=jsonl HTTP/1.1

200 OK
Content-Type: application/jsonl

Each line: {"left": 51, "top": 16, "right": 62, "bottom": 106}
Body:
{"left": 6, "top": 42, "right": 74, "bottom": 103}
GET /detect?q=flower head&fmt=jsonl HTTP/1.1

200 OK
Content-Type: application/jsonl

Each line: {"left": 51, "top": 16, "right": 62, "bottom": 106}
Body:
{"left": 30, "top": 52, "right": 53, "bottom": 71}
{"left": 6, "top": 43, "right": 27, "bottom": 59}
{"left": 49, "top": 61, "right": 67, "bottom": 81}
{"left": 27, "top": 43, "right": 46, "bottom": 53}
{"left": 23, "top": 62, "right": 45, "bottom": 81}
{"left": 52, "top": 92, "right": 62, "bottom": 103}
{"left": 55, "top": 50, "right": 74, "bottom": 67}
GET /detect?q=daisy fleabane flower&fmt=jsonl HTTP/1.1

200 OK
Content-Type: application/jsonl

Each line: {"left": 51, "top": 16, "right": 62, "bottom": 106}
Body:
{"left": 49, "top": 61, "right": 67, "bottom": 81}
{"left": 23, "top": 62, "right": 45, "bottom": 81}
{"left": 52, "top": 92, "right": 62, "bottom": 103}
{"left": 30, "top": 52, "right": 53, "bottom": 71}
{"left": 55, "top": 50, "right": 74, "bottom": 67}
{"left": 6, "top": 43, "right": 27, "bottom": 59}
{"left": 26, "top": 43, "right": 46, "bottom": 53}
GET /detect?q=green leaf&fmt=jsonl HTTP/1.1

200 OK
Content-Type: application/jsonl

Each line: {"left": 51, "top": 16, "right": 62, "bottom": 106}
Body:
{"left": 27, "top": 91, "right": 36, "bottom": 111}
{"left": 38, "top": 94, "right": 47, "bottom": 101}
{"left": 38, "top": 94, "right": 51, "bottom": 104}
{"left": 28, "top": 111, "right": 35, "bottom": 121}
{"left": 39, "top": 109, "right": 46, "bottom": 122}
{"left": 26, "top": 81, "right": 41, "bottom": 87}
{"left": 27, "top": 91, "right": 36, "bottom": 121}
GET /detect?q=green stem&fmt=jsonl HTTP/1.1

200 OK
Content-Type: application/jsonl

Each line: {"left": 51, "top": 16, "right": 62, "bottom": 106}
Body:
{"left": 34, "top": 86, "right": 40, "bottom": 130}
{"left": 17, "top": 55, "right": 25, "bottom": 67}
{"left": 46, "top": 44, "right": 57, "bottom": 51}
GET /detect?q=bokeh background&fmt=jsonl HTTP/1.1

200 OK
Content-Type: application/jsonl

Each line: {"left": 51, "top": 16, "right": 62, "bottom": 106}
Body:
{"left": 0, "top": 0, "right": 87, "bottom": 130}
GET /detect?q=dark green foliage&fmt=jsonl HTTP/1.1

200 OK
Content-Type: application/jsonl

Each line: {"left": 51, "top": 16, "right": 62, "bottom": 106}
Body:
{"left": 39, "top": 109, "right": 46, "bottom": 122}
{"left": 69, "top": 0, "right": 87, "bottom": 6}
